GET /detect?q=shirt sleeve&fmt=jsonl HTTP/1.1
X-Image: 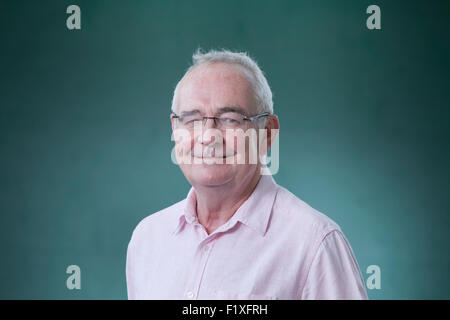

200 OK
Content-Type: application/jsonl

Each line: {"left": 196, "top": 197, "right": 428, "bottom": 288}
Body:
{"left": 126, "top": 233, "right": 136, "bottom": 300}
{"left": 300, "top": 229, "right": 368, "bottom": 300}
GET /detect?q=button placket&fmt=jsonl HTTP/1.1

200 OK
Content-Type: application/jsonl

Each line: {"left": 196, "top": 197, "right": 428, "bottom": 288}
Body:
{"left": 183, "top": 238, "right": 215, "bottom": 300}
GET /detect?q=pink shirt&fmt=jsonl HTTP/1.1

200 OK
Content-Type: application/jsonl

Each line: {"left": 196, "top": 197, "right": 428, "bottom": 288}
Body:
{"left": 126, "top": 175, "right": 368, "bottom": 300}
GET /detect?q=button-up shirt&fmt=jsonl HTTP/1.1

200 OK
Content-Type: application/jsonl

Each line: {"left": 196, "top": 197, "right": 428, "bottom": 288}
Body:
{"left": 126, "top": 175, "right": 368, "bottom": 299}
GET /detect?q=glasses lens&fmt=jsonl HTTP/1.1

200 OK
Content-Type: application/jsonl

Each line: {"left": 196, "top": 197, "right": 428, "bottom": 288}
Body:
{"left": 179, "top": 115, "right": 202, "bottom": 128}
{"left": 217, "top": 112, "right": 244, "bottom": 129}
{"left": 175, "top": 112, "right": 248, "bottom": 129}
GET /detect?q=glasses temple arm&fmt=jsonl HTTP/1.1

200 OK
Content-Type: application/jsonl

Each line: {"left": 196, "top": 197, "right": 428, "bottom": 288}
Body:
{"left": 245, "top": 112, "right": 271, "bottom": 121}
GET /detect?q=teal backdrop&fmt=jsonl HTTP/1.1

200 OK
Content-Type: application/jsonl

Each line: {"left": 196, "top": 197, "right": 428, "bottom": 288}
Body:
{"left": 0, "top": 0, "right": 449, "bottom": 299}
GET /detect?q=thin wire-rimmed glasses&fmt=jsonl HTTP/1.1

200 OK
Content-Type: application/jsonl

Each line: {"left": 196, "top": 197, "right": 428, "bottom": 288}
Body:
{"left": 171, "top": 111, "right": 270, "bottom": 130}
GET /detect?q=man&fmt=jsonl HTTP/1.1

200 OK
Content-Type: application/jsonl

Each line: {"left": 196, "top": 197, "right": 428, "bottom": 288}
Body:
{"left": 126, "top": 49, "right": 368, "bottom": 300}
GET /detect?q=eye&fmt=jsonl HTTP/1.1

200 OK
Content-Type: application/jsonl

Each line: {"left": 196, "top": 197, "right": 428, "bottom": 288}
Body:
{"left": 182, "top": 117, "right": 202, "bottom": 125}
{"left": 219, "top": 113, "right": 243, "bottom": 125}
{"left": 223, "top": 118, "right": 239, "bottom": 123}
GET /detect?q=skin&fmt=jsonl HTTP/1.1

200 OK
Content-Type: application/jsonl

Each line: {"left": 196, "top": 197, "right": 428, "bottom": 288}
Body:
{"left": 171, "top": 62, "right": 279, "bottom": 234}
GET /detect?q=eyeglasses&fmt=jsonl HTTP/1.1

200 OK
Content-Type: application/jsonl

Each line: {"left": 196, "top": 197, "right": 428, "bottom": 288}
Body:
{"left": 171, "top": 111, "right": 270, "bottom": 130}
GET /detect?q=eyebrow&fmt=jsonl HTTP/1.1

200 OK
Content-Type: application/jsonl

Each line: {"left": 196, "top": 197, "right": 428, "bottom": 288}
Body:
{"left": 217, "top": 106, "right": 248, "bottom": 116}
{"left": 178, "top": 106, "right": 249, "bottom": 117}
{"left": 178, "top": 109, "right": 202, "bottom": 117}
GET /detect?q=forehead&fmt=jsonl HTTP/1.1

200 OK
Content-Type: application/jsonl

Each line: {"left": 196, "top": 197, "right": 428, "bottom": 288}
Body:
{"left": 176, "top": 62, "right": 257, "bottom": 114}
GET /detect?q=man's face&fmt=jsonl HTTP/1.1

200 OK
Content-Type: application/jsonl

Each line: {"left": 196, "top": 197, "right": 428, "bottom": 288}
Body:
{"left": 172, "top": 62, "right": 261, "bottom": 188}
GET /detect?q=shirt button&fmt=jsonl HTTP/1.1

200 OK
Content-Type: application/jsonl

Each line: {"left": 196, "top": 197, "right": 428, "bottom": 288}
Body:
{"left": 204, "top": 245, "right": 210, "bottom": 252}
{"left": 186, "top": 291, "right": 195, "bottom": 299}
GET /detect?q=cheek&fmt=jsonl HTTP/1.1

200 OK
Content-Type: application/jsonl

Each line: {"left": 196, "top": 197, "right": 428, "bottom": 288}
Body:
{"left": 224, "top": 131, "right": 259, "bottom": 164}
{"left": 174, "top": 135, "right": 195, "bottom": 168}
{"left": 223, "top": 135, "right": 238, "bottom": 154}
{"left": 175, "top": 134, "right": 194, "bottom": 155}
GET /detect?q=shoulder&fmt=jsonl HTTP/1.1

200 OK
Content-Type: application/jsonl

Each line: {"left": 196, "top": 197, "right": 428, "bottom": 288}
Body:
{"left": 129, "top": 199, "right": 186, "bottom": 245}
{"left": 271, "top": 183, "right": 341, "bottom": 240}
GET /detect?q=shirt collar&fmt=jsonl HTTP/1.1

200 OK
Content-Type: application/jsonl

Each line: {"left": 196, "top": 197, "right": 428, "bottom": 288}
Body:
{"left": 172, "top": 175, "right": 278, "bottom": 237}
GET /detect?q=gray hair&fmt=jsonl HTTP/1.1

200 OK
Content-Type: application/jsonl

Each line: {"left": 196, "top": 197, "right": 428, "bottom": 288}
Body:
{"left": 171, "top": 49, "right": 274, "bottom": 121}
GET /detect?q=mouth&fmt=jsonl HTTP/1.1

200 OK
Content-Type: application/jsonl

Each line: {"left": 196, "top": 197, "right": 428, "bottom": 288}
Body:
{"left": 192, "top": 148, "right": 236, "bottom": 159}
{"left": 193, "top": 154, "right": 235, "bottom": 159}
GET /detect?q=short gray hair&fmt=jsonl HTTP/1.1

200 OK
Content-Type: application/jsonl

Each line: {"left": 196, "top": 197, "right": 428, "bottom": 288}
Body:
{"left": 171, "top": 49, "right": 274, "bottom": 118}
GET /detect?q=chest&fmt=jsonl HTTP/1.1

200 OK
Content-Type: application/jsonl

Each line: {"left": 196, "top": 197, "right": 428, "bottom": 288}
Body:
{"left": 136, "top": 228, "right": 308, "bottom": 299}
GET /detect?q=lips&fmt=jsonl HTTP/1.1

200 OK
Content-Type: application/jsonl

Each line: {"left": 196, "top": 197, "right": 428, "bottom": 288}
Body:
{"left": 193, "top": 147, "right": 235, "bottom": 159}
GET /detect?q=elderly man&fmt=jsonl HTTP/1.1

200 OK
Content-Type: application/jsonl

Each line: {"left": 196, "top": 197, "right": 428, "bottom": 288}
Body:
{"left": 126, "top": 49, "right": 368, "bottom": 300}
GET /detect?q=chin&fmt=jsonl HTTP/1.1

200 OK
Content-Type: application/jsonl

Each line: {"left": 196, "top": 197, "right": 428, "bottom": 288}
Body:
{"left": 185, "top": 163, "right": 234, "bottom": 187}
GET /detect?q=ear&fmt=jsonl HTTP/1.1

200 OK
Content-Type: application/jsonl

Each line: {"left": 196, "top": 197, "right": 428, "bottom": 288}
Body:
{"left": 265, "top": 114, "right": 280, "bottom": 150}
{"left": 170, "top": 115, "right": 175, "bottom": 131}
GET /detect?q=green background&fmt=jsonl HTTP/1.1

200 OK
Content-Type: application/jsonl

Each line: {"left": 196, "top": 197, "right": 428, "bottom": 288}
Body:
{"left": 0, "top": 0, "right": 449, "bottom": 299}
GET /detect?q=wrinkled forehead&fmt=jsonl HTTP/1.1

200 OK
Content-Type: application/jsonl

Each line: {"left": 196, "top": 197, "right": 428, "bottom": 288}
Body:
{"left": 176, "top": 63, "right": 258, "bottom": 115}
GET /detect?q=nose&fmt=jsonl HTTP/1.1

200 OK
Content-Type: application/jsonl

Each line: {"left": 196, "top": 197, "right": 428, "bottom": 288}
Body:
{"left": 198, "top": 118, "right": 223, "bottom": 146}
{"left": 202, "top": 117, "right": 217, "bottom": 129}
{"left": 199, "top": 127, "right": 215, "bottom": 146}
{"left": 199, "top": 118, "right": 216, "bottom": 145}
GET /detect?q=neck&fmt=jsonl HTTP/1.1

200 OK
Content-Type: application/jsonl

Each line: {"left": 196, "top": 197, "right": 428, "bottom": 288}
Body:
{"left": 194, "top": 169, "right": 261, "bottom": 235}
